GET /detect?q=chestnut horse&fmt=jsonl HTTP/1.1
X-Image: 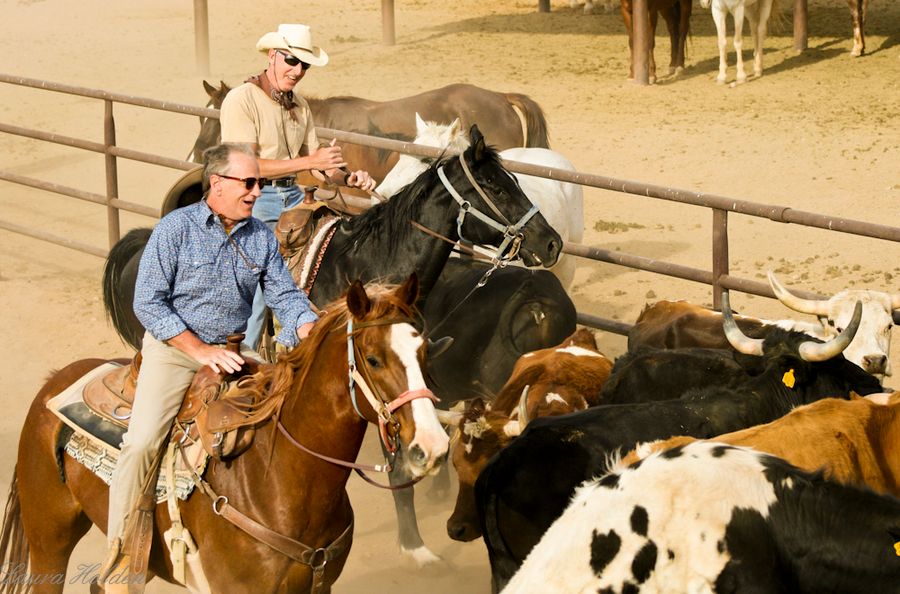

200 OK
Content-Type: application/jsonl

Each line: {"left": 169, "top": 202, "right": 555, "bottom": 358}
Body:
{"left": 189, "top": 81, "right": 551, "bottom": 194}
{"left": 0, "top": 276, "right": 450, "bottom": 593}
{"left": 620, "top": 0, "right": 693, "bottom": 84}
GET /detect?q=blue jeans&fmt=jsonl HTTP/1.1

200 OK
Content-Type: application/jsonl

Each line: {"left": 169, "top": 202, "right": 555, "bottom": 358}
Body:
{"left": 244, "top": 184, "right": 304, "bottom": 350}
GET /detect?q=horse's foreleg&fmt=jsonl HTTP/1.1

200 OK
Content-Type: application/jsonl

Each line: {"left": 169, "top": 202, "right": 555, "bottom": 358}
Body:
{"left": 648, "top": 10, "right": 660, "bottom": 84}
{"left": 711, "top": 3, "right": 730, "bottom": 84}
{"left": 732, "top": 4, "right": 748, "bottom": 83}
{"left": 382, "top": 444, "right": 441, "bottom": 567}
{"left": 848, "top": 0, "right": 866, "bottom": 56}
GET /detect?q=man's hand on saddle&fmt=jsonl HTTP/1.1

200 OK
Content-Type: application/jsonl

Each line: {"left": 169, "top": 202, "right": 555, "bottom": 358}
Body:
{"left": 194, "top": 344, "right": 245, "bottom": 375}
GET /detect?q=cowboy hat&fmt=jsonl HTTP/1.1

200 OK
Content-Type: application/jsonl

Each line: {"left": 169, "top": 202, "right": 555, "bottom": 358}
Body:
{"left": 161, "top": 166, "right": 205, "bottom": 218}
{"left": 256, "top": 24, "right": 329, "bottom": 67}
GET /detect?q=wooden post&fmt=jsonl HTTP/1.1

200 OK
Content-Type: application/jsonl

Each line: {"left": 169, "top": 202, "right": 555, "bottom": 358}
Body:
{"left": 538, "top": 0, "right": 551, "bottom": 12}
{"left": 103, "top": 100, "right": 121, "bottom": 248}
{"left": 193, "top": 0, "right": 210, "bottom": 75}
{"left": 632, "top": 0, "right": 650, "bottom": 85}
{"left": 793, "top": 0, "right": 808, "bottom": 52}
{"left": 712, "top": 209, "right": 729, "bottom": 310}
{"left": 382, "top": 0, "right": 396, "bottom": 45}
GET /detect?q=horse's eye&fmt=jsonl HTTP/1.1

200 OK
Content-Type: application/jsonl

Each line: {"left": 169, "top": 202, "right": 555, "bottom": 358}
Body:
{"left": 365, "top": 355, "right": 381, "bottom": 368}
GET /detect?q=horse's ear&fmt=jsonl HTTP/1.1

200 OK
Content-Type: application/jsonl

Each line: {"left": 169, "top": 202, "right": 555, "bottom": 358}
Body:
{"left": 415, "top": 112, "right": 427, "bottom": 133}
{"left": 396, "top": 273, "right": 420, "bottom": 308}
{"left": 203, "top": 80, "right": 216, "bottom": 95}
{"left": 469, "top": 125, "right": 486, "bottom": 162}
{"left": 449, "top": 117, "right": 462, "bottom": 137}
{"left": 346, "top": 280, "right": 372, "bottom": 319}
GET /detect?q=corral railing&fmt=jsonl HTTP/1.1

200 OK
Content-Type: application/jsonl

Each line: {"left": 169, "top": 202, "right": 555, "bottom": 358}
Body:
{"left": 2, "top": 75, "right": 898, "bottom": 334}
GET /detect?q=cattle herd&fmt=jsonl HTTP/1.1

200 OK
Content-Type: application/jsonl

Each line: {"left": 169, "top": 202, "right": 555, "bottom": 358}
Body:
{"left": 434, "top": 275, "right": 899, "bottom": 592}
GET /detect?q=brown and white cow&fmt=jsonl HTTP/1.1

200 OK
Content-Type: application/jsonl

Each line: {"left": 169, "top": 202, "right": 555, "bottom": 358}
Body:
{"left": 629, "top": 271, "right": 899, "bottom": 376}
{"left": 626, "top": 390, "right": 900, "bottom": 494}
{"left": 445, "top": 328, "right": 612, "bottom": 541}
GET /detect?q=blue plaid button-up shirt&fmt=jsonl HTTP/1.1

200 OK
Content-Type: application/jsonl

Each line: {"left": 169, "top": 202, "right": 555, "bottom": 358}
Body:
{"left": 134, "top": 200, "right": 317, "bottom": 347}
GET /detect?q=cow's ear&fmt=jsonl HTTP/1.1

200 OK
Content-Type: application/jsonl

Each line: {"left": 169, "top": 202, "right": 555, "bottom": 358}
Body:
{"left": 346, "top": 280, "right": 371, "bottom": 320}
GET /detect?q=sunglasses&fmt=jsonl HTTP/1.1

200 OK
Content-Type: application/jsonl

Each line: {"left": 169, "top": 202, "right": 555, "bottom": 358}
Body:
{"left": 217, "top": 174, "right": 265, "bottom": 191}
{"left": 277, "top": 50, "right": 310, "bottom": 70}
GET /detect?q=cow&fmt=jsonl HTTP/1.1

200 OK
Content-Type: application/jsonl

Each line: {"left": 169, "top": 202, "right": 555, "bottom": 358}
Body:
{"left": 446, "top": 328, "right": 613, "bottom": 542}
{"left": 474, "top": 295, "right": 884, "bottom": 591}
{"left": 625, "top": 391, "right": 900, "bottom": 495}
{"left": 629, "top": 271, "right": 900, "bottom": 377}
{"left": 500, "top": 441, "right": 900, "bottom": 593}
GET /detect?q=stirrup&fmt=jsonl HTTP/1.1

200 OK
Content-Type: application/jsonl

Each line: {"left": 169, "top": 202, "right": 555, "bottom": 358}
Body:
{"left": 97, "top": 537, "right": 132, "bottom": 587}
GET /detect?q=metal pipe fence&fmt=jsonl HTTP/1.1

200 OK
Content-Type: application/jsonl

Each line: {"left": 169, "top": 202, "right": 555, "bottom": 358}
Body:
{"left": 2, "top": 75, "right": 898, "bottom": 335}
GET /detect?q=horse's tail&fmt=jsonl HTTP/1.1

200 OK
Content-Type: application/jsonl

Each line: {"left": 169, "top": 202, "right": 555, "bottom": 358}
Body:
{"left": 504, "top": 93, "right": 551, "bottom": 149}
{"left": 0, "top": 470, "right": 30, "bottom": 594}
{"left": 103, "top": 228, "right": 152, "bottom": 351}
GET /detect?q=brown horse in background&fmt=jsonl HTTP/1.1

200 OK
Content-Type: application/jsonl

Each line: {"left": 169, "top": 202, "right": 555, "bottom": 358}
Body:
{"left": 0, "top": 276, "right": 450, "bottom": 593}
{"left": 189, "top": 81, "right": 551, "bottom": 194}
{"left": 620, "top": 0, "right": 692, "bottom": 83}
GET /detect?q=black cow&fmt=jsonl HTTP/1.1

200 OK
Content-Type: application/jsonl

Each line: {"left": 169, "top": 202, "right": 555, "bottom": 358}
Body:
{"left": 501, "top": 441, "right": 900, "bottom": 593}
{"left": 476, "top": 299, "right": 883, "bottom": 591}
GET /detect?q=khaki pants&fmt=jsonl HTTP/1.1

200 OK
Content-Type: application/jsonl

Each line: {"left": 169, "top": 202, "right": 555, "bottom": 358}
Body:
{"left": 106, "top": 332, "right": 258, "bottom": 545}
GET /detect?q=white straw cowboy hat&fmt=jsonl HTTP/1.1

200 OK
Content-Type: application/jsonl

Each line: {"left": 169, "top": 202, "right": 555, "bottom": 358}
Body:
{"left": 256, "top": 24, "right": 329, "bottom": 67}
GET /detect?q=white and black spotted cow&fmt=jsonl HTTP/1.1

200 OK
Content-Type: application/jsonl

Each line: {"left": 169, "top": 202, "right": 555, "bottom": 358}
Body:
{"left": 502, "top": 441, "right": 900, "bottom": 594}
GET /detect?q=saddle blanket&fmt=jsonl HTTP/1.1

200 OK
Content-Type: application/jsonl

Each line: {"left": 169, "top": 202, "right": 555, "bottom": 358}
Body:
{"left": 46, "top": 362, "right": 208, "bottom": 502}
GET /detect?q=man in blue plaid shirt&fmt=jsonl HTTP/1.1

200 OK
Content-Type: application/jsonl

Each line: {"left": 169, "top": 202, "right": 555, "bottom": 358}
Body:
{"left": 102, "top": 143, "right": 317, "bottom": 590}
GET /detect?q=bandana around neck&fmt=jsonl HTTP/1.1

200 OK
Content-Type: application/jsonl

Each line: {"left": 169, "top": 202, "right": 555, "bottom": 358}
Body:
{"left": 247, "top": 71, "right": 298, "bottom": 121}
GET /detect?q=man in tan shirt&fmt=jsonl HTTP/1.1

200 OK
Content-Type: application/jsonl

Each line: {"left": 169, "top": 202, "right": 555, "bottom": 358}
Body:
{"left": 220, "top": 23, "right": 376, "bottom": 348}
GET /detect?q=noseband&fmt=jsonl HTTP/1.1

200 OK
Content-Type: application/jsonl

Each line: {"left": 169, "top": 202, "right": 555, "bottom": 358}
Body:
{"left": 437, "top": 153, "right": 539, "bottom": 264}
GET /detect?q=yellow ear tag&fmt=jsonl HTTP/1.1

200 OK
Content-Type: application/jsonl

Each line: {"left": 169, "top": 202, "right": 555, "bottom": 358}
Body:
{"left": 782, "top": 369, "right": 796, "bottom": 389}
{"left": 894, "top": 541, "right": 900, "bottom": 557}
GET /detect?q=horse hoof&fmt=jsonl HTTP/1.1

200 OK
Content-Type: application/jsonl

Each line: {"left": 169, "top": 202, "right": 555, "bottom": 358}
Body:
{"left": 403, "top": 545, "right": 443, "bottom": 567}
{"left": 716, "top": 76, "right": 727, "bottom": 85}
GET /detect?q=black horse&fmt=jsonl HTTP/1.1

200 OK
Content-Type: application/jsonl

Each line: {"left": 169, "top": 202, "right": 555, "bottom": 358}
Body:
{"left": 103, "top": 126, "right": 564, "bottom": 563}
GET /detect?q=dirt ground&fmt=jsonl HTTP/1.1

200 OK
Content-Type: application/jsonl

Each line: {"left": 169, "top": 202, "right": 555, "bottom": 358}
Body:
{"left": 0, "top": 0, "right": 898, "bottom": 592}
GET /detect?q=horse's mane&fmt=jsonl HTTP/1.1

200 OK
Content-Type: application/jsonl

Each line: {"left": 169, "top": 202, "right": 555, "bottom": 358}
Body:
{"left": 225, "top": 282, "right": 419, "bottom": 425}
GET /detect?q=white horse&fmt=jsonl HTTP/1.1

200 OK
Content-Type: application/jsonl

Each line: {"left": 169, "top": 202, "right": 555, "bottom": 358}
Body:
{"left": 703, "top": 0, "right": 776, "bottom": 84}
{"left": 376, "top": 114, "right": 583, "bottom": 289}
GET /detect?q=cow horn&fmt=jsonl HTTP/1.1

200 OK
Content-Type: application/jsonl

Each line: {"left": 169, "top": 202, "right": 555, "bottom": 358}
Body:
{"left": 768, "top": 272, "right": 830, "bottom": 316}
{"left": 518, "top": 385, "right": 530, "bottom": 428}
{"left": 434, "top": 409, "right": 464, "bottom": 426}
{"left": 798, "top": 301, "right": 862, "bottom": 362}
{"left": 722, "top": 292, "right": 765, "bottom": 356}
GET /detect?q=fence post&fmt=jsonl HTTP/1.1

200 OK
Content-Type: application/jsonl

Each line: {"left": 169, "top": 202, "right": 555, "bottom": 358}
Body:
{"left": 194, "top": 0, "right": 211, "bottom": 75}
{"left": 382, "top": 0, "right": 396, "bottom": 45}
{"left": 793, "top": 0, "right": 808, "bottom": 52}
{"left": 538, "top": 0, "right": 551, "bottom": 11}
{"left": 712, "top": 208, "right": 729, "bottom": 309}
{"left": 632, "top": 0, "right": 650, "bottom": 85}
{"left": 104, "top": 100, "right": 121, "bottom": 248}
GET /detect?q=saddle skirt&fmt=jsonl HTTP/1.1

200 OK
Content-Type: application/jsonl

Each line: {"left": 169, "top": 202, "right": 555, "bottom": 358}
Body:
{"left": 275, "top": 201, "right": 340, "bottom": 294}
{"left": 46, "top": 362, "right": 207, "bottom": 502}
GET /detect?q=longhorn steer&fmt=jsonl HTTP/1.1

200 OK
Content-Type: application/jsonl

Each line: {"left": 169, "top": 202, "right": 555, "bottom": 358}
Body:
{"left": 475, "top": 296, "right": 883, "bottom": 591}
{"left": 446, "top": 328, "right": 612, "bottom": 542}
{"left": 501, "top": 441, "right": 900, "bottom": 594}
{"left": 627, "top": 391, "right": 900, "bottom": 495}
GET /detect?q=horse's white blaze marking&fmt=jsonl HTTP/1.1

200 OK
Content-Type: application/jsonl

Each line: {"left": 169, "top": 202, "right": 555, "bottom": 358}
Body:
{"left": 502, "top": 442, "right": 778, "bottom": 594}
{"left": 544, "top": 392, "right": 566, "bottom": 406}
{"left": 391, "top": 324, "right": 449, "bottom": 466}
{"left": 556, "top": 345, "right": 601, "bottom": 358}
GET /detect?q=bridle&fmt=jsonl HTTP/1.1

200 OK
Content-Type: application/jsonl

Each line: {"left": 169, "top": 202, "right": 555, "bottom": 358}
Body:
{"left": 437, "top": 152, "right": 539, "bottom": 265}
